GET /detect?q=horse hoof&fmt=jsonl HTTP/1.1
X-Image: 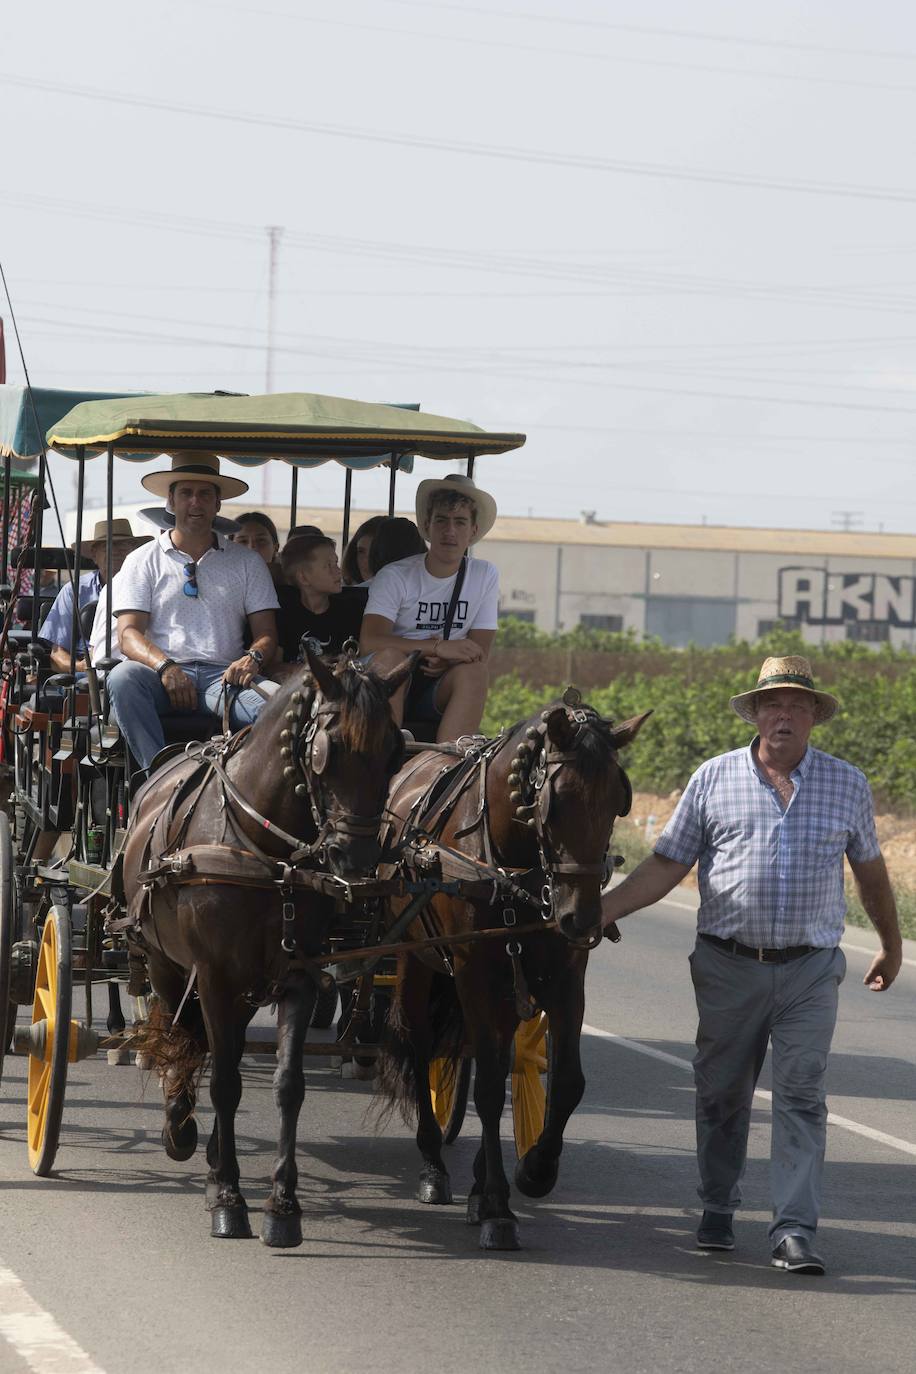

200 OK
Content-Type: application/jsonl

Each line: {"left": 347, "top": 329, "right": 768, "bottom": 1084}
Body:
{"left": 210, "top": 1204, "right": 253, "bottom": 1240}
{"left": 514, "top": 1152, "right": 559, "bottom": 1198}
{"left": 162, "top": 1117, "right": 198, "bottom": 1162}
{"left": 479, "top": 1217, "right": 521, "bottom": 1251}
{"left": 466, "top": 1193, "right": 483, "bottom": 1226}
{"left": 205, "top": 1176, "right": 219, "bottom": 1210}
{"left": 261, "top": 1211, "right": 303, "bottom": 1249}
{"left": 417, "top": 1170, "right": 452, "bottom": 1206}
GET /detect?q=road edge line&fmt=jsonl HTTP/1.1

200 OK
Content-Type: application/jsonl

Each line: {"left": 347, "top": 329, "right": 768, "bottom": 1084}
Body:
{"left": 0, "top": 1263, "right": 107, "bottom": 1374}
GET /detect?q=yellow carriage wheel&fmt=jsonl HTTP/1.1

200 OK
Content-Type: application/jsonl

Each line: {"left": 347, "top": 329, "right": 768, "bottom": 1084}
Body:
{"left": 510, "top": 1013, "right": 549, "bottom": 1159}
{"left": 429, "top": 1055, "right": 472, "bottom": 1145}
{"left": 27, "top": 908, "right": 73, "bottom": 1177}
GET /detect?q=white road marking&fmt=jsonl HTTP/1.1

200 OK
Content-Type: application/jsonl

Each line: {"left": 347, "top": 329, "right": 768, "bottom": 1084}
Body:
{"left": 582, "top": 1023, "right": 916, "bottom": 1160}
{"left": 654, "top": 895, "right": 916, "bottom": 970}
{"left": 0, "top": 1263, "right": 106, "bottom": 1374}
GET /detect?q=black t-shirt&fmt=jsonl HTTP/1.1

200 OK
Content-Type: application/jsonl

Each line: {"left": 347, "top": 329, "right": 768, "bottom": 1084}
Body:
{"left": 277, "top": 586, "right": 367, "bottom": 661}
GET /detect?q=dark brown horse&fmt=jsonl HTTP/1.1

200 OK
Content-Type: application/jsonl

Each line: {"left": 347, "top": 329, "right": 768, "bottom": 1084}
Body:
{"left": 121, "top": 648, "right": 413, "bottom": 1246}
{"left": 375, "top": 696, "right": 650, "bottom": 1250}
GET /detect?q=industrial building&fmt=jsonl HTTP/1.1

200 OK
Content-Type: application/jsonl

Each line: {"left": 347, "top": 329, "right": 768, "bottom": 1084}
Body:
{"left": 76, "top": 504, "right": 916, "bottom": 650}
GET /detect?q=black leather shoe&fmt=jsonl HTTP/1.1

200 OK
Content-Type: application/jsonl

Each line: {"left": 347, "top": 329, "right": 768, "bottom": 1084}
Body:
{"left": 696, "top": 1210, "right": 735, "bottom": 1250}
{"left": 770, "top": 1236, "right": 825, "bottom": 1275}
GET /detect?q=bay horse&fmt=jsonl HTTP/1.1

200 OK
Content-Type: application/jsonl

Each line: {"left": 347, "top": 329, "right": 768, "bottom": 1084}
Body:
{"left": 120, "top": 647, "right": 414, "bottom": 1246}
{"left": 375, "top": 695, "right": 650, "bottom": 1250}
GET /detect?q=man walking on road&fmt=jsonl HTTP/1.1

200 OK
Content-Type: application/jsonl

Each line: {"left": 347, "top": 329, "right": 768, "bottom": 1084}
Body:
{"left": 601, "top": 655, "right": 902, "bottom": 1276}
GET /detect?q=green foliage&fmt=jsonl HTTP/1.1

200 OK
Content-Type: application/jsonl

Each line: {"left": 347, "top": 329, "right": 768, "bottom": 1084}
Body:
{"left": 482, "top": 633, "right": 916, "bottom": 810}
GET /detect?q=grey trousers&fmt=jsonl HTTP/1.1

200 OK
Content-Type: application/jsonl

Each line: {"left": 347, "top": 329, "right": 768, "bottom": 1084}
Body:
{"left": 689, "top": 937, "right": 846, "bottom": 1246}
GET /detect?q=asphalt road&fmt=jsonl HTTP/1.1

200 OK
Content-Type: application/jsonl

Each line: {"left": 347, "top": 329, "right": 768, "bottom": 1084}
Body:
{"left": 0, "top": 896, "right": 914, "bottom": 1374}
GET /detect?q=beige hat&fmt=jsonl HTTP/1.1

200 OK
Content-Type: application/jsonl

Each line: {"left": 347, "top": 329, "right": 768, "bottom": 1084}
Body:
{"left": 730, "top": 655, "right": 839, "bottom": 725}
{"left": 71, "top": 518, "right": 149, "bottom": 557}
{"left": 414, "top": 472, "right": 497, "bottom": 544}
{"left": 141, "top": 451, "right": 248, "bottom": 500}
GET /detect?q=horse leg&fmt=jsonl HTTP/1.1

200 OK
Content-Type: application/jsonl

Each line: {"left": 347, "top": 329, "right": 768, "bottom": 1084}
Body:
{"left": 197, "top": 971, "right": 252, "bottom": 1240}
{"left": 462, "top": 989, "right": 519, "bottom": 1251}
{"left": 106, "top": 983, "right": 125, "bottom": 1035}
{"left": 514, "top": 956, "right": 586, "bottom": 1199}
{"left": 145, "top": 953, "right": 203, "bottom": 1163}
{"left": 204, "top": 1018, "right": 247, "bottom": 1209}
{"left": 261, "top": 972, "right": 316, "bottom": 1249}
{"left": 408, "top": 963, "right": 452, "bottom": 1207}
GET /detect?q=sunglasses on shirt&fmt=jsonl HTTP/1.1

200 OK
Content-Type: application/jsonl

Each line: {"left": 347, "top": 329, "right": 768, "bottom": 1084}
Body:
{"left": 183, "top": 562, "right": 198, "bottom": 598}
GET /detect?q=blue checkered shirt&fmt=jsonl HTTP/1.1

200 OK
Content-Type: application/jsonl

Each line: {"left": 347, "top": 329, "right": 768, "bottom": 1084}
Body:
{"left": 38, "top": 571, "right": 102, "bottom": 653}
{"left": 654, "top": 741, "right": 880, "bottom": 948}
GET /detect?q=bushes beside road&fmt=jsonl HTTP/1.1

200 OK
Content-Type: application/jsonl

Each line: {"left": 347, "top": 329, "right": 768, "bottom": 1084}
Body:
{"left": 483, "top": 622, "right": 916, "bottom": 811}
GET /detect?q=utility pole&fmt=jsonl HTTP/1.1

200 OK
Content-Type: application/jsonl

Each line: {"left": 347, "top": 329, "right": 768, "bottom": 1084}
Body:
{"left": 263, "top": 226, "right": 283, "bottom": 506}
{"left": 831, "top": 510, "right": 863, "bottom": 532}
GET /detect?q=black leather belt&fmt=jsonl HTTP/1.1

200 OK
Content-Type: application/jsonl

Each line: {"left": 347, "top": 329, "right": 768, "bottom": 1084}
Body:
{"left": 699, "top": 932, "right": 819, "bottom": 964}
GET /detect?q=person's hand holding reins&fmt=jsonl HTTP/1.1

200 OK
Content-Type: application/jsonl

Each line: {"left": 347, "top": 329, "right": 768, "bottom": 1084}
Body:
{"left": 223, "top": 654, "right": 258, "bottom": 689}
{"left": 160, "top": 662, "right": 197, "bottom": 712}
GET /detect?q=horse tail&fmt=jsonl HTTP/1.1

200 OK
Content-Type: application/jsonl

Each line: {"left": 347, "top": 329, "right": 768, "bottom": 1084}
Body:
{"left": 374, "top": 970, "right": 465, "bottom": 1126}
{"left": 135, "top": 997, "right": 208, "bottom": 1103}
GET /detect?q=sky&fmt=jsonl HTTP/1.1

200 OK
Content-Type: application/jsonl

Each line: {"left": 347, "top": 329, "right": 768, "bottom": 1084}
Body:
{"left": 4, "top": 0, "right": 916, "bottom": 536}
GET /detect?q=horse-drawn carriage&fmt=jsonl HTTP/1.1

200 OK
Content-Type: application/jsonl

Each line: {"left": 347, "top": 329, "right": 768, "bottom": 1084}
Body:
{"left": 0, "top": 385, "right": 647, "bottom": 1250}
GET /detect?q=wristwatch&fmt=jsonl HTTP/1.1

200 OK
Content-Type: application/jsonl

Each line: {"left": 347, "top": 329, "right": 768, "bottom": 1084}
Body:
{"left": 156, "top": 657, "right": 176, "bottom": 679}
{"left": 245, "top": 647, "right": 265, "bottom": 668}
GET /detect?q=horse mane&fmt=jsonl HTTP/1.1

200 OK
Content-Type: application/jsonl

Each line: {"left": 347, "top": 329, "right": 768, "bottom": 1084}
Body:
{"left": 248, "top": 661, "right": 393, "bottom": 754}
{"left": 506, "top": 702, "right": 617, "bottom": 788}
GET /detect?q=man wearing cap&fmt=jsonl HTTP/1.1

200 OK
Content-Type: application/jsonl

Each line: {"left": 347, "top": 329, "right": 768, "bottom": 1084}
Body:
{"left": 600, "top": 655, "right": 902, "bottom": 1276}
{"left": 106, "top": 454, "right": 279, "bottom": 772}
{"left": 39, "top": 519, "right": 148, "bottom": 674}
{"left": 359, "top": 474, "right": 499, "bottom": 742}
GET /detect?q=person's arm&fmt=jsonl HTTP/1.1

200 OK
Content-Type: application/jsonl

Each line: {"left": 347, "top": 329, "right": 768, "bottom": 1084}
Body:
{"left": 360, "top": 612, "right": 436, "bottom": 657}
{"left": 50, "top": 645, "right": 88, "bottom": 674}
{"left": 601, "top": 853, "right": 693, "bottom": 928}
{"left": 224, "top": 609, "right": 278, "bottom": 686}
{"left": 848, "top": 854, "right": 903, "bottom": 991}
{"left": 117, "top": 611, "right": 197, "bottom": 711}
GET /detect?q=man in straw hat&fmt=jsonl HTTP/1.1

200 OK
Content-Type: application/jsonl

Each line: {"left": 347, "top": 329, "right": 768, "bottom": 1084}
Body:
{"left": 600, "top": 655, "right": 901, "bottom": 1276}
{"left": 39, "top": 518, "right": 149, "bottom": 674}
{"left": 106, "top": 453, "right": 279, "bottom": 772}
{"left": 360, "top": 473, "right": 499, "bottom": 742}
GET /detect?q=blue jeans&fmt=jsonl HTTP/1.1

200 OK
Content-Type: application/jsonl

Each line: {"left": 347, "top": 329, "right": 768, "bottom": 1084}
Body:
{"left": 107, "top": 659, "right": 269, "bottom": 770}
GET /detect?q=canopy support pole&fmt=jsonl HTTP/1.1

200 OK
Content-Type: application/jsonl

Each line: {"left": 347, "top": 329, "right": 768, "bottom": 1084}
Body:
{"left": 466, "top": 453, "right": 475, "bottom": 480}
{"left": 342, "top": 468, "right": 353, "bottom": 550}
{"left": 68, "top": 448, "right": 86, "bottom": 696}
{"left": 29, "top": 448, "right": 46, "bottom": 644}
{"left": 388, "top": 456, "right": 398, "bottom": 517}
{"left": 104, "top": 443, "right": 114, "bottom": 662}
{"left": 289, "top": 467, "right": 298, "bottom": 532}
{"left": 0, "top": 453, "right": 10, "bottom": 584}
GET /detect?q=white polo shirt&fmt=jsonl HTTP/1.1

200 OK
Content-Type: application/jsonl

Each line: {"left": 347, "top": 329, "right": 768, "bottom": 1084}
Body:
{"left": 113, "top": 530, "right": 279, "bottom": 666}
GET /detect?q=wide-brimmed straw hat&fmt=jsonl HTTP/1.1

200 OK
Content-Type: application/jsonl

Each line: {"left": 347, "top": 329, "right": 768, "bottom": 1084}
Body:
{"left": 730, "top": 655, "right": 839, "bottom": 725}
{"left": 70, "top": 519, "right": 149, "bottom": 557}
{"left": 141, "top": 451, "right": 248, "bottom": 500}
{"left": 414, "top": 473, "right": 497, "bottom": 544}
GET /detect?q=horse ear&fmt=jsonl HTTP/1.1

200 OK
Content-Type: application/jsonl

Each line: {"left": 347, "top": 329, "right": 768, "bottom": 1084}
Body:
{"left": 378, "top": 650, "right": 421, "bottom": 699}
{"left": 610, "top": 710, "right": 652, "bottom": 750}
{"left": 305, "top": 643, "right": 341, "bottom": 700}
{"left": 545, "top": 705, "right": 576, "bottom": 750}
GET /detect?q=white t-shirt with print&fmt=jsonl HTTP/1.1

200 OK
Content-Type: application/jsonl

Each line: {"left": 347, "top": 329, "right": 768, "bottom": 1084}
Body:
{"left": 88, "top": 582, "right": 120, "bottom": 665}
{"left": 365, "top": 554, "right": 499, "bottom": 640}
{"left": 113, "top": 530, "right": 279, "bottom": 666}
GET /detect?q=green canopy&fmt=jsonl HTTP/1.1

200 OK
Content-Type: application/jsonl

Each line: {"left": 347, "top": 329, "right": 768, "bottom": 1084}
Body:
{"left": 0, "top": 384, "right": 141, "bottom": 463}
{"left": 46, "top": 390, "right": 525, "bottom": 467}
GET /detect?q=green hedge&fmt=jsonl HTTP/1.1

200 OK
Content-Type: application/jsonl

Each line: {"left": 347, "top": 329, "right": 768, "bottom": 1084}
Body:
{"left": 483, "top": 624, "right": 916, "bottom": 810}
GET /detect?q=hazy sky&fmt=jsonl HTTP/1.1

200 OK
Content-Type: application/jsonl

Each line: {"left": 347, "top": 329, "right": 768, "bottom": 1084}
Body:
{"left": 4, "top": 0, "right": 916, "bottom": 535}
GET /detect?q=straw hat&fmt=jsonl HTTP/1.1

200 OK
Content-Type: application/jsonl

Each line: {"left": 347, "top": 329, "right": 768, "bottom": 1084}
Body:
{"left": 141, "top": 451, "right": 248, "bottom": 500}
{"left": 730, "top": 655, "right": 838, "bottom": 725}
{"left": 414, "top": 473, "right": 497, "bottom": 544}
{"left": 71, "top": 518, "right": 148, "bottom": 557}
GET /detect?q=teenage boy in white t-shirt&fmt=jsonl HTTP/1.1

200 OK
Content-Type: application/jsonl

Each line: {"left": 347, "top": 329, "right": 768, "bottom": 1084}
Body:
{"left": 361, "top": 473, "right": 499, "bottom": 742}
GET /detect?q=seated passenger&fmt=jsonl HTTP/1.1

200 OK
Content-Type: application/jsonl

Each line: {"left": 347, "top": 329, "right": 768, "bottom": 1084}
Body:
{"left": 231, "top": 510, "right": 283, "bottom": 587}
{"left": 276, "top": 529, "right": 366, "bottom": 665}
{"left": 39, "top": 520, "right": 147, "bottom": 673}
{"left": 360, "top": 474, "right": 499, "bottom": 743}
{"left": 368, "top": 516, "right": 426, "bottom": 577}
{"left": 106, "top": 454, "right": 279, "bottom": 772}
{"left": 342, "top": 515, "right": 385, "bottom": 586}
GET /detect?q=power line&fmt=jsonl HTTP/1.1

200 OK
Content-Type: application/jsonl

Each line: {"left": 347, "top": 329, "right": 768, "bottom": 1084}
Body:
{"left": 5, "top": 71, "right": 916, "bottom": 205}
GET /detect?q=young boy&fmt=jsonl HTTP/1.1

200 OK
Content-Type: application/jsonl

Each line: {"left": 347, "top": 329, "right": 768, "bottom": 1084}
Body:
{"left": 360, "top": 474, "right": 499, "bottom": 742}
{"left": 277, "top": 529, "right": 366, "bottom": 662}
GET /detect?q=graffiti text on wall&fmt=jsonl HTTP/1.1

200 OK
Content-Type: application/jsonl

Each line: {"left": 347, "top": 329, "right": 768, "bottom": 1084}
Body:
{"left": 778, "top": 566, "right": 916, "bottom": 626}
